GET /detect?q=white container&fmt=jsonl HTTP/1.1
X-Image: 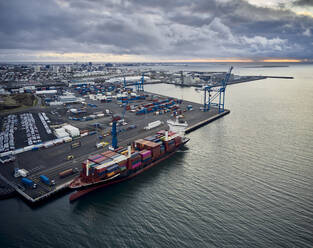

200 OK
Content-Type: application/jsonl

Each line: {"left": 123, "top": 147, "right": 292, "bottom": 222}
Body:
{"left": 12, "top": 148, "right": 24, "bottom": 155}
{"left": 1, "top": 151, "right": 12, "bottom": 157}
{"left": 24, "top": 145, "right": 34, "bottom": 151}
{"left": 63, "top": 137, "right": 72, "bottom": 142}
{"left": 44, "top": 141, "right": 54, "bottom": 148}
{"left": 144, "top": 120, "right": 163, "bottom": 130}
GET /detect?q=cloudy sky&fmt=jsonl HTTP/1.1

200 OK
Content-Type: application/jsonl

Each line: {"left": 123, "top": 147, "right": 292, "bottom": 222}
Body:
{"left": 0, "top": 0, "right": 313, "bottom": 62}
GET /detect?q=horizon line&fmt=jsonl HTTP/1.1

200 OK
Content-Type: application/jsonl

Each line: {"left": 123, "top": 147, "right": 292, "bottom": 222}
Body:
{"left": 0, "top": 59, "right": 308, "bottom": 64}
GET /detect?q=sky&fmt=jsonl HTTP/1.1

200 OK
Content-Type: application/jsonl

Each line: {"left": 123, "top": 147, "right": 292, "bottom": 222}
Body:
{"left": 0, "top": 0, "right": 313, "bottom": 62}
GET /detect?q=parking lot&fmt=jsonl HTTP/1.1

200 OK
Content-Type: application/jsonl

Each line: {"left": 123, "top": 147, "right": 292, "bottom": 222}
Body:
{"left": 0, "top": 111, "right": 56, "bottom": 153}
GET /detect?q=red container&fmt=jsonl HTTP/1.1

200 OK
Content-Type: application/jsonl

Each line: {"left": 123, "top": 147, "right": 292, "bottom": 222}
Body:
{"left": 101, "top": 151, "right": 118, "bottom": 158}
{"left": 134, "top": 139, "right": 146, "bottom": 150}
{"left": 114, "top": 147, "right": 124, "bottom": 153}
{"left": 89, "top": 154, "right": 106, "bottom": 164}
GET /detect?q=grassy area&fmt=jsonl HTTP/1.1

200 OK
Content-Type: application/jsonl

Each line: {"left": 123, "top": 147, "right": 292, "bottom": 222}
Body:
{"left": 0, "top": 93, "right": 36, "bottom": 113}
{"left": 33, "top": 98, "right": 38, "bottom": 107}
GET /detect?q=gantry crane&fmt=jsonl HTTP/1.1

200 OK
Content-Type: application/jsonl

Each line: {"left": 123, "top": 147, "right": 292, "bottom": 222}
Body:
{"left": 202, "top": 66, "right": 233, "bottom": 113}
{"left": 111, "top": 115, "right": 121, "bottom": 149}
{"left": 135, "top": 73, "right": 144, "bottom": 92}
{"left": 123, "top": 77, "right": 127, "bottom": 89}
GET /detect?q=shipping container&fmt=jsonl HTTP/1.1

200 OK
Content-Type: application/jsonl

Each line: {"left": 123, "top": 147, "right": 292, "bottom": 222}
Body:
{"left": 22, "top": 178, "right": 37, "bottom": 188}
{"left": 59, "top": 168, "right": 78, "bottom": 178}
{"left": 106, "top": 171, "right": 117, "bottom": 178}
{"left": 71, "top": 141, "right": 81, "bottom": 149}
{"left": 40, "top": 175, "right": 55, "bottom": 186}
{"left": 139, "top": 149, "right": 152, "bottom": 159}
{"left": 131, "top": 162, "right": 142, "bottom": 169}
{"left": 106, "top": 164, "right": 120, "bottom": 173}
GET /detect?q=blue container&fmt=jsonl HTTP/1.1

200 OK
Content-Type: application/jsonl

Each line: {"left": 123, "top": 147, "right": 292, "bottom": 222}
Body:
{"left": 107, "top": 164, "right": 119, "bottom": 172}
{"left": 39, "top": 175, "right": 50, "bottom": 185}
{"left": 100, "top": 158, "right": 113, "bottom": 164}
{"left": 22, "top": 178, "right": 35, "bottom": 187}
{"left": 143, "top": 157, "right": 151, "bottom": 163}
{"left": 98, "top": 170, "right": 107, "bottom": 176}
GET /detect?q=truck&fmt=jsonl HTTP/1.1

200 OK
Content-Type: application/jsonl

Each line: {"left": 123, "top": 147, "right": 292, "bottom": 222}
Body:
{"left": 96, "top": 142, "right": 109, "bottom": 149}
{"left": 21, "top": 178, "right": 37, "bottom": 189}
{"left": 14, "top": 168, "right": 29, "bottom": 178}
{"left": 71, "top": 141, "right": 81, "bottom": 149}
{"left": 39, "top": 175, "right": 55, "bottom": 186}
{"left": 67, "top": 155, "right": 74, "bottom": 160}
{"left": 59, "top": 168, "right": 78, "bottom": 178}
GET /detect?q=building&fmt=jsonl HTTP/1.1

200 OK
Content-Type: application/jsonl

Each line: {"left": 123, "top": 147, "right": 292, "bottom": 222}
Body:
{"left": 53, "top": 66, "right": 59, "bottom": 74}
{"left": 54, "top": 128, "right": 69, "bottom": 138}
{"left": 66, "top": 66, "right": 71, "bottom": 73}
{"left": 34, "top": 66, "right": 41, "bottom": 73}
{"left": 59, "top": 95, "right": 80, "bottom": 104}
{"left": 63, "top": 125, "right": 80, "bottom": 137}
{"left": 35, "top": 90, "right": 57, "bottom": 95}
{"left": 0, "top": 88, "right": 10, "bottom": 95}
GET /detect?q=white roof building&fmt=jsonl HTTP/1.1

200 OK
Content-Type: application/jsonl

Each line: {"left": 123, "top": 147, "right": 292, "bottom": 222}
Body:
{"left": 63, "top": 125, "right": 80, "bottom": 137}
{"left": 36, "top": 90, "right": 57, "bottom": 95}
{"left": 54, "top": 128, "right": 69, "bottom": 138}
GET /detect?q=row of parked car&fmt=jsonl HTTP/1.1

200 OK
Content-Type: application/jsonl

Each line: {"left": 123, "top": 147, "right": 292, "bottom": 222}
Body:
{"left": 38, "top": 112, "right": 52, "bottom": 134}
{"left": 0, "top": 115, "right": 18, "bottom": 152}
{"left": 20, "top": 113, "right": 42, "bottom": 146}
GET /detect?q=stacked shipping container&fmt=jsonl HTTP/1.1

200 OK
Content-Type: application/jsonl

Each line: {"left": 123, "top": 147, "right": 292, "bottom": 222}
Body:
{"left": 80, "top": 131, "right": 183, "bottom": 182}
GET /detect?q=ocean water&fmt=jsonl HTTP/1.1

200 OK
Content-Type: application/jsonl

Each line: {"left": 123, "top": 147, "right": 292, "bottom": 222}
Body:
{"left": 0, "top": 63, "right": 312, "bottom": 248}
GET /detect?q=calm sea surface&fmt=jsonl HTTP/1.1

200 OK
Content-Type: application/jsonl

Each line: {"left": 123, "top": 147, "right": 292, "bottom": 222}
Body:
{"left": 0, "top": 63, "right": 312, "bottom": 248}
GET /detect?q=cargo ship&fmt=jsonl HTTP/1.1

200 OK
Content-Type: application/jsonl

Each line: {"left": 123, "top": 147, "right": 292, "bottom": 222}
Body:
{"left": 69, "top": 130, "right": 189, "bottom": 201}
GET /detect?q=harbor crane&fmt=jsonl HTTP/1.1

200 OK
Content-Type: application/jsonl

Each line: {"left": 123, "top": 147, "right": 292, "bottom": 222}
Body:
{"left": 111, "top": 115, "right": 121, "bottom": 149}
{"left": 135, "top": 73, "right": 144, "bottom": 92}
{"left": 201, "top": 66, "right": 233, "bottom": 113}
{"left": 123, "top": 77, "right": 127, "bottom": 89}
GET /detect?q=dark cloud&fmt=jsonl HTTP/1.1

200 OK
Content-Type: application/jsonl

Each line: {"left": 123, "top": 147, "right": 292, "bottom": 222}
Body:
{"left": 293, "top": 0, "right": 313, "bottom": 6}
{"left": 0, "top": 0, "right": 312, "bottom": 61}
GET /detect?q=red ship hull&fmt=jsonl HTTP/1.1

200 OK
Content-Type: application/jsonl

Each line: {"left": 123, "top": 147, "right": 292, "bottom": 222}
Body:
{"left": 69, "top": 139, "right": 189, "bottom": 202}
